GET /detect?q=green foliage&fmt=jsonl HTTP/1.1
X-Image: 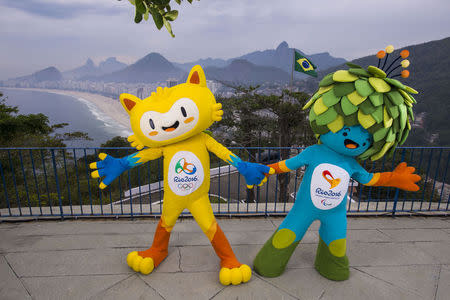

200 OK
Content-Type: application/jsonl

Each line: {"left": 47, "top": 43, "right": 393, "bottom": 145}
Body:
{"left": 210, "top": 196, "right": 227, "bottom": 204}
{"left": 215, "top": 86, "right": 315, "bottom": 203}
{"left": 0, "top": 141, "right": 164, "bottom": 210}
{"left": 123, "top": 0, "right": 198, "bottom": 37}
{"left": 216, "top": 86, "right": 315, "bottom": 149}
{"left": 100, "top": 136, "right": 131, "bottom": 157}
{"left": 0, "top": 91, "right": 96, "bottom": 210}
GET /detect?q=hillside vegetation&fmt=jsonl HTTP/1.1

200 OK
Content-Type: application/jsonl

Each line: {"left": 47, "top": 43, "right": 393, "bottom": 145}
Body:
{"left": 303, "top": 37, "right": 450, "bottom": 146}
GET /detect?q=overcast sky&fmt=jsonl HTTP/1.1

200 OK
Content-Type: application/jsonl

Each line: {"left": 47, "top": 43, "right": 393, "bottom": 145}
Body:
{"left": 1, "top": 0, "right": 449, "bottom": 80}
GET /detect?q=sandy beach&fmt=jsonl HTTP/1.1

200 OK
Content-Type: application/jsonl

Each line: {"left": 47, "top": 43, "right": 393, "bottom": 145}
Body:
{"left": 7, "top": 88, "right": 130, "bottom": 129}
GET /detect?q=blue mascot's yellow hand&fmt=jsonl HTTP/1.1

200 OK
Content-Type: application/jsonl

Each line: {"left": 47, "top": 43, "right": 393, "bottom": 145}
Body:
{"left": 89, "top": 153, "right": 132, "bottom": 189}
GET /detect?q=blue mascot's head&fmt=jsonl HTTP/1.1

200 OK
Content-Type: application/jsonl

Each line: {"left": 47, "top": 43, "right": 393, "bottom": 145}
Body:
{"left": 320, "top": 125, "right": 372, "bottom": 157}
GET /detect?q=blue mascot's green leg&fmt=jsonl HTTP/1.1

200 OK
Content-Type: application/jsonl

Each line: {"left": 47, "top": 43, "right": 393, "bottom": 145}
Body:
{"left": 253, "top": 228, "right": 300, "bottom": 277}
{"left": 253, "top": 209, "right": 313, "bottom": 277}
{"left": 315, "top": 237, "right": 349, "bottom": 281}
{"left": 314, "top": 214, "right": 349, "bottom": 281}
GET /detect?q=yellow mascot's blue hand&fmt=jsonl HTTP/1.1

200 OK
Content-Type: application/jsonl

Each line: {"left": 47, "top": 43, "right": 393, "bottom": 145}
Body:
{"left": 89, "top": 153, "right": 142, "bottom": 189}
{"left": 229, "top": 156, "right": 274, "bottom": 188}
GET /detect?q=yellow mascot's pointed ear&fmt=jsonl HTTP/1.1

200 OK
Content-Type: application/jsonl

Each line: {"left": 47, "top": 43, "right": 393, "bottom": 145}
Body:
{"left": 120, "top": 93, "right": 142, "bottom": 115}
{"left": 186, "top": 65, "right": 207, "bottom": 87}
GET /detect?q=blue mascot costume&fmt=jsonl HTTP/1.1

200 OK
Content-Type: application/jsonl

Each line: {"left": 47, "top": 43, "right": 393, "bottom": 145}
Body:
{"left": 253, "top": 46, "right": 421, "bottom": 281}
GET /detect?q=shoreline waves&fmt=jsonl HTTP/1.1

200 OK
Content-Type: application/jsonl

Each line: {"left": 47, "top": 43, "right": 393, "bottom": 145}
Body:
{"left": 5, "top": 88, "right": 130, "bottom": 129}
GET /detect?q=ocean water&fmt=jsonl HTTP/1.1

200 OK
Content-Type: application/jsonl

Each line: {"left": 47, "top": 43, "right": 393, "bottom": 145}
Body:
{"left": 2, "top": 88, "right": 132, "bottom": 147}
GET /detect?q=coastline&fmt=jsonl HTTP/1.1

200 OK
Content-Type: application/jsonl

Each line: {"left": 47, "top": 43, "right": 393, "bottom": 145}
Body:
{"left": 4, "top": 87, "right": 130, "bottom": 129}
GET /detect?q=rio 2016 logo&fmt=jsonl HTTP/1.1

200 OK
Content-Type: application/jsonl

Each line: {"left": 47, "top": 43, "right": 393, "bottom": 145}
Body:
{"left": 322, "top": 170, "right": 341, "bottom": 189}
{"left": 175, "top": 158, "right": 197, "bottom": 175}
{"left": 169, "top": 151, "right": 203, "bottom": 196}
{"left": 320, "top": 170, "right": 341, "bottom": 207}
{"left": 311, "top": 164, "right": 349, "bottom": 210}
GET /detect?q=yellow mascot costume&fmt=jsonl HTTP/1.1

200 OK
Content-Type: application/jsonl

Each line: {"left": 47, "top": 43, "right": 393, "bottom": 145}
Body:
{"left": 90, "top": 65, "right": 270, "bottom": 285}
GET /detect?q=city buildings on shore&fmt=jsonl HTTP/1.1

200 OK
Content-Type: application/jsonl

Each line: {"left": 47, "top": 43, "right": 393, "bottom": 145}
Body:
{"left": 0, "top": 77, "right": 295, "bottom": 100}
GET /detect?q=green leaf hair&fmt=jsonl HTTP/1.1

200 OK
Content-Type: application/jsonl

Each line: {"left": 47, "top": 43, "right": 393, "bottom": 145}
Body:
{"left": 303, "top": 63, "right": 417, "bottom": 161}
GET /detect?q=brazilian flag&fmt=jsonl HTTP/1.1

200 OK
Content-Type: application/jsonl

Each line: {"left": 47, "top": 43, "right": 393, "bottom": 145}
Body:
{"left": 294, "top": 50, "right": 317, "bottom": 77}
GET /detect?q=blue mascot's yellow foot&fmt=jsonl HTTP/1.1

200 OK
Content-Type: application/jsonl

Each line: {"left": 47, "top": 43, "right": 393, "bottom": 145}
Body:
{"left": 127, "top": 251, "right": 155, "bottom": 275}
{"left": 219, "top": 264, "right": 252, "bottom": 285}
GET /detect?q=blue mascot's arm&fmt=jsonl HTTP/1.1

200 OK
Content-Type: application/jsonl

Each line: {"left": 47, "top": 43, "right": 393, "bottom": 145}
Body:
{"left": 203, "top": 133, "right": 272, "bottom": 187}
{"left": 269, "top": 145, "right": 316, "bottom": 174}
{"left": 350, "top": 160, "right": 374, "bottom": 185}
{"left": 90, "top": 148, "right": 163, "bottom": 189}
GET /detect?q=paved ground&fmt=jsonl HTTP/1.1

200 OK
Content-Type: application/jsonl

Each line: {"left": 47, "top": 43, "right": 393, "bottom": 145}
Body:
{"left": 0, "top": 216, "right": 449, "bottom": 300}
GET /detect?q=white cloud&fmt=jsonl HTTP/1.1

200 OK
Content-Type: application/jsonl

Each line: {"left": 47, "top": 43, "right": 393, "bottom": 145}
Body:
{"left": 1, "top": 0, "right": 449, "bottom": 80}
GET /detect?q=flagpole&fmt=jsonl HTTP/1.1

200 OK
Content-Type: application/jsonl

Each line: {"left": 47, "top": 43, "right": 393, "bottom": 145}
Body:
{"left": 290, "top": 48, "right": 295, "bottom": 93}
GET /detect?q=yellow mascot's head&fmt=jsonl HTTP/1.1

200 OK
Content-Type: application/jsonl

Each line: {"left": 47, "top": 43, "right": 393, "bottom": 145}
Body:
{"left": 119, "top": 65, "right": 223, "bottom": 148}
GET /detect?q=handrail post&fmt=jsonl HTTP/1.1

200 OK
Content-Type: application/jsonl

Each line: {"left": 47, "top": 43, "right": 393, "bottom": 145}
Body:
{"left": 392, "top": 149, "right": 406, "bottom": 217}
{"left": 51, "top": 150, "right": 64, "bottom": 220}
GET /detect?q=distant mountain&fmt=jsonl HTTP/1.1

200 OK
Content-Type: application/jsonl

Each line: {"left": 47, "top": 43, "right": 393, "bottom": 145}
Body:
{"left": 308, "top": 51, "right": 348, "bottom": 72}
{"left": 174, "top": 58, "right": 228, "bottom": 72}
{"left": 303, "top": 37, "right": 450, "bottom": 146}
{"left": 9, "top": 42, "right": 343, "bottom": 85}
{"left": 91, "top": 53, "right": 185, "bottom": 83}
{"left": 32, "top": 67, "right": 63, "bottom": 82}
{"left": 204, "top": 59, "right": 290, "bottom": 84}
{"left": 174, "top": 41, "right": 346, "bottom": 77}
{"left": 236, "top": 41, "right": 346, "bottom": 78}
{"left": 174, "top": 41, "right": 344, "bottom": 84}
{"left": 64, "top": 57, "right": 127, "bottom": 80}
{"left": 235, "top": 41, "right": 294, "bottom": 71}
{"left": 98, "top": 57, "right": 127, "bottom": 75}
{"left": 9, "top": 66, "right": 62, "bottom": 83}
{"left": 63, "top": 58, "right": 98, "bottom": 80}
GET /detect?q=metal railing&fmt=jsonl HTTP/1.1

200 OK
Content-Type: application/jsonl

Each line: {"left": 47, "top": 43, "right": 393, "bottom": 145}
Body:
{"left": 0, "top": 146, "right": 449, "bottom": 220}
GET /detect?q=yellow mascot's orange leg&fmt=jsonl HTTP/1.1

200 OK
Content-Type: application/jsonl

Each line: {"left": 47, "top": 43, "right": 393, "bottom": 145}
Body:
{"left": 127, "top": 200, "right": 183, "bottom": 275}
{"left": 188, "top": 195, "right": 252, "bottom": 285}
{"left": 126, "top": 218, "right": 172, "bottom": 275}
{"left": 137, "top": 219, "right": 171, "bottom": 265}
{"left": 211, "top": 224, "right": 241, "bottom": 268}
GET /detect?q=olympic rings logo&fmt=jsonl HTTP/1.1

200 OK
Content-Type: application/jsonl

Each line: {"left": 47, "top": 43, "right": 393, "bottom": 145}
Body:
{"left": 178, "top": 183, "right": 194, "bottom": 190}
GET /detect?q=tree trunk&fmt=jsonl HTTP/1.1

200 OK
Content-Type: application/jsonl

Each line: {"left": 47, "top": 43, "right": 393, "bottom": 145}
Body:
{"left": 277, "top": 172, "right": 290, "bottom": 203}
{"left": 246, "top": 188, "right": 255, "bottom": 203}
{"left": 277, "top": 118, "right": 292, "bottom": 203}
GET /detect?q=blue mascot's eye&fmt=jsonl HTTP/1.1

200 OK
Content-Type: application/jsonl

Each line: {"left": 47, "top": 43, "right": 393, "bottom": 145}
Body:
{"left": 343, "top": 132, "right": 348, "bottom": 136}
{"left": 181, "top": 106, "right": 187, "bottom": 117}
{"left": 149, "top": 119, "right": 155, "bottom": 129}
{"left": 363, "top": 142, "right": 366, "bottom": 146}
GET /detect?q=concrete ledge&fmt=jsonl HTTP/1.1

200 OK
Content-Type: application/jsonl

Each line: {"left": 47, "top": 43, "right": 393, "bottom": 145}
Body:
{"left": 1, "top": 216, "right": 449, "bottom": 299}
